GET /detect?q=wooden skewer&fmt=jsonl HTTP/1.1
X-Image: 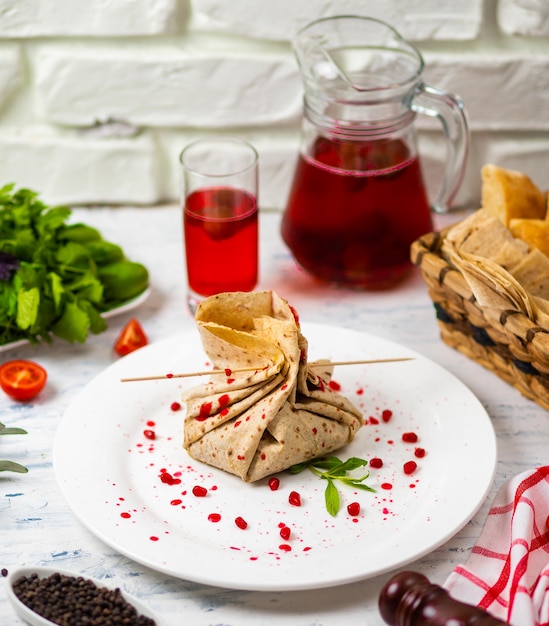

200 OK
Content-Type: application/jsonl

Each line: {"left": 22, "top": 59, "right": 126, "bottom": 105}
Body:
{"left": 120, "top": 357, "right": 414, "bottom": 383}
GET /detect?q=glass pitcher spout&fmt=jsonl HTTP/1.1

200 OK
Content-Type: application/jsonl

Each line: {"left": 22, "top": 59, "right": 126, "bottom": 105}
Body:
{"left": 293, "top": 16, "right": 423, "bottom": 127}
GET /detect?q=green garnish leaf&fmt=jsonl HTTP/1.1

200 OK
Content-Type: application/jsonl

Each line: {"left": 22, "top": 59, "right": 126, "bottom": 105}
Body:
{"left": 0, "top": 184, "right": 149, "bottom": 345}
{"left": 16, "top": 287, "right": 40, "bottom": 329}
{"left": 324, "top": 478, "right": 340, "bottom": 517}
{"left": 290, "top": 455, "right": 375, "bottom": 517}
{"left": 0, "top": 421, "right": 28, "bottom": 473}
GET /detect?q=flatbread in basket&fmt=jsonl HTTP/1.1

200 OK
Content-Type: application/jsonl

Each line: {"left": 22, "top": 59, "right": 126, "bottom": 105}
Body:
{"left": 182, "top": 291, "right": 363, "bottom": 482}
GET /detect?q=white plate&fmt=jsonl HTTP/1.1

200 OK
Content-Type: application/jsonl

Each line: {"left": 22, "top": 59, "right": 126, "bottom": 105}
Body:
{"left": 53, "top": 323, "right": 497, "bottom": 592}
{"left": 6, "top": 566, "right": 166, "bottom": 625}
{"left": 0, "top": 288, "right": 150, "bottom": 352}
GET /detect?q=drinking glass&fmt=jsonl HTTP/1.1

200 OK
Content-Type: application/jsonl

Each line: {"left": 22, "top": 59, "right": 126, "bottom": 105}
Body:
{"left": 180, "top": 137, "right": 259, "bottom": 314}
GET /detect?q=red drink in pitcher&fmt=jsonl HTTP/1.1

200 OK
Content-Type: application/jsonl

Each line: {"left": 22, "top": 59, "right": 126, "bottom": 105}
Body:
{"left": 184, "top": 186, "right": 258, "bottom": 296}
{"left": 281, "top": 137, "right": 433, "bottom": 288}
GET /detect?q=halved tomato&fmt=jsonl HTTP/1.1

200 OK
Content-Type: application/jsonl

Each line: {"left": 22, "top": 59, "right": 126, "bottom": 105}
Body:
{"left": 0, "top": 359, "right": 48, "bottom": 402}
{"left": 114, "top": 318, "right": 148, "bottom": 356}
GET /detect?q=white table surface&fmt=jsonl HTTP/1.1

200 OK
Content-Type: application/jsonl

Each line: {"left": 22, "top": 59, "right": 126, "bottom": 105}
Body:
{"left": 1, "top": 206, "right": 547, "bottom": 625}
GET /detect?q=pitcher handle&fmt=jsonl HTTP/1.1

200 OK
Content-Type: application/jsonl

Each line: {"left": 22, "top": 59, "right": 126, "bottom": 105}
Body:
{"left": 411, "top": 84, "right": 470, "bottom": 214}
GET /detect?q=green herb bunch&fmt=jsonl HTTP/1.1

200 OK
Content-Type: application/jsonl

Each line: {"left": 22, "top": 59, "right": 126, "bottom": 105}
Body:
{"left": 291, "top": 455, "right": 375, "bottom": 517}
{"left": 0, "top": 184, "right": 149, "bottom": 345}
{"left": 0, "top": 421, "right": 28, "bottom": 473}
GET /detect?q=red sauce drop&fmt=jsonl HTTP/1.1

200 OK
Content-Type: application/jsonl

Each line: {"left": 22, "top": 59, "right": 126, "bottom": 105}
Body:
{"left": 218, "top": 394, "right": 230, "bottom": 409}
{"left": 381, "top": 483, "right": 393, "bottom": 490}
{"left": 192, "top": 485, "right": 208, "bottom": 497}
{"left": 170, "top": 499, "right": 183, "bottom": 506}
{"left": 170, "top": 402, "right": 181, "bottom": 411}
{"left": 208, "top": 513, "right": 221, "bottom": 523}
{"left": 143, "top": 429, "right": 156, "bottom": 440}
{"left": 166, "top": 373, "right": 174, "bottom": 379}
{"left": 120, "top": 512, "right": 131, "bottom": 519}
{"left": 328, "top": 380, "right": 341, "bottom": 391}
{"left": 150, "top": 536, "right": 159, "bottom": 541}
{"left": 224, "top": 368, "right": 232, "bottom": 376}
{"left": 235, "top": 516, "right": 248, "bottom": 530}
{"left": 197, "top": 402, "right": 212, "bottom": 421}
{"left": 268, "top": 477, "right": 280, "bottom": 491}
{"left": 279, "top": 544, "right": 292, "bottom": 552}
{"left": 369, "top": 457, "right": 383, "bottom": 469}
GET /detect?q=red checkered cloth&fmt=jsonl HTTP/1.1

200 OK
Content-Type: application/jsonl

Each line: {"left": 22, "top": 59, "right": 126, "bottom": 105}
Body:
{"left": 444, "top": 466, "right": 549, "bottom": 626}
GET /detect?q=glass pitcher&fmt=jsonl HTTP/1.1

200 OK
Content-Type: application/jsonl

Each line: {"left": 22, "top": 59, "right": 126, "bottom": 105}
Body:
{"left": 281, "top": 15, "right": 469, "bottom": 288}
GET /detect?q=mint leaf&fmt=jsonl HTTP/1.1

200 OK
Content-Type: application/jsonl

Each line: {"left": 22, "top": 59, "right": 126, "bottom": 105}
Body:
{"left": 324, "top": 478, "right": 340, "bottom": 517}
{"left": 290, "top": 454, "right": 375, "bottom": 517}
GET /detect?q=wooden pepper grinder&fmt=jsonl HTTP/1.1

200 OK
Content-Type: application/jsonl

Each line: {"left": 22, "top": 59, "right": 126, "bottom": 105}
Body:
{"left": 378, "top": 571, "right": 510, "bottom": 626}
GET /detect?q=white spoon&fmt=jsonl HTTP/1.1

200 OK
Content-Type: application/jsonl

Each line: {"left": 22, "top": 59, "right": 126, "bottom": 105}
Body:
{"left": 5, "top": 566, "right": 167, "bottom": 626}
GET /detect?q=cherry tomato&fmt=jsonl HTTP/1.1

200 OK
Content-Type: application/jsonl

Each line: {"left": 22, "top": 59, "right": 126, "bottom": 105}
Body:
{"left": 114, "top": 318, "right": 148, "bottom": 356}
{"left": 0, "top": 359, "right": 47, "bottom": 402}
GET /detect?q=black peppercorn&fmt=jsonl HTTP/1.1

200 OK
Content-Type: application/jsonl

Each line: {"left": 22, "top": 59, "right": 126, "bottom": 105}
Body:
{"left": 12, "top": 572, "right": 156, "bottom": 626}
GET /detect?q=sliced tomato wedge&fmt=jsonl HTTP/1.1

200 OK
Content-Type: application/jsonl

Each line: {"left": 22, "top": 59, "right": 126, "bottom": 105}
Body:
{"left": 0, "top": 359, "right": 47, "bottom": 402}
{"left": 114, "top": 318, "right": 148, "bottom": 356}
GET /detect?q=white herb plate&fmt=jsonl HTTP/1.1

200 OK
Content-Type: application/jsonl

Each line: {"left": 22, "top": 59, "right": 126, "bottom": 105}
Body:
{"left": 6, "top": 566, "right": 166, "bottom": 626}
{"left": 0, "top": 287, "right": 150, "bottom": 353}
{"left": 53, "top": 323, "right": 496, "bottom": 592}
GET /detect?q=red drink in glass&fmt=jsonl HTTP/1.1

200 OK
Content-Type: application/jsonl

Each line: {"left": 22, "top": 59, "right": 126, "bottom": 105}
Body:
{"left": 281, "top": 137, "right": 433, "bottom": 288}
{"left": 184, "top": 186, "right": 258, "bottom": 297}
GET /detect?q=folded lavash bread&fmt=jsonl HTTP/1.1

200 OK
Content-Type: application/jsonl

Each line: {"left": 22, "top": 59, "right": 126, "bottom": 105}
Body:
{"left": 182, "top": 290, "right": 363, "bottom": 482}
{"left": 441, "top": 208, "right": 549, "bottom": 325}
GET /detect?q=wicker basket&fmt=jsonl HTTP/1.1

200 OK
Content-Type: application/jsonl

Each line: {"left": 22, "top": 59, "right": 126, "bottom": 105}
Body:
{"left": 411, "top": 226, "right": 549, "bottom": 411}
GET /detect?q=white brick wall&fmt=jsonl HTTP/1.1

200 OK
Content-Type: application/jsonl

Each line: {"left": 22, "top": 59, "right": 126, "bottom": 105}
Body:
{"left": 0, "top": 0, "right": 547, "bottom": 210}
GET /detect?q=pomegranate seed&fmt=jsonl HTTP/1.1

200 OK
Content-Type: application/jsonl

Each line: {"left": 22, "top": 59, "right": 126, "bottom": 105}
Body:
{"left": 192, "top": 485, "right": 208, "bottom": 497}
{"left": 143, "top": 429, "right": 156, "bottom": 440}
{"left": 381, "top": 409, "right": 392, "bottom": 423}
{"left": 170, "top": 402, "right": 181, "bottom": 411}
{"left": 347, "top": 502, "right": 361, "bottom": 517}
{"left": 208, "top": 513, "right": 221, "bottom": 522}
{"left": 279, "top": 526, "right": 291, "bottom": 540}
{"left": 268, "top": 477, "right": 280, "bottom": 491}
{"left": 414, "top": 447, "right": 426, "bottom": 458}
{"left": 288, "top": 491, "right": 301, "bottom": 507}
{"left": 402, "top": 432, "right": 418, "bottom": 443}
{"left": 403, "top": 461, "right": 417, "bottom": 475}
{"left": 369, "top": 457, "right": 383, "bottom": 469}
{"left": 235, "top": 516, "right": 248, "bottom": 530}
